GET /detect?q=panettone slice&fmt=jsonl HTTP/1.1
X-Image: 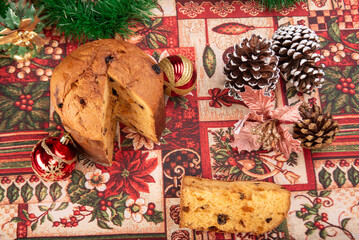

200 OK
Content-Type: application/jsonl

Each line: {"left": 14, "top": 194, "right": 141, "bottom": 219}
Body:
{"left": 51, "top": 39, "right": 165, "bottom": 166}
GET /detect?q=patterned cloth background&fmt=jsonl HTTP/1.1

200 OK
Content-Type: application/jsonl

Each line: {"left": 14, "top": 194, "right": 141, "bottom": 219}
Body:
{"left": 0, "top": 0, "right": 359, "bottom": 239}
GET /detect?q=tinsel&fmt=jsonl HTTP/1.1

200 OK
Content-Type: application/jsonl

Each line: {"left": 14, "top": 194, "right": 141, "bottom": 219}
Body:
{"left": 35, "top": 0, "right": 160, "bottom": 42}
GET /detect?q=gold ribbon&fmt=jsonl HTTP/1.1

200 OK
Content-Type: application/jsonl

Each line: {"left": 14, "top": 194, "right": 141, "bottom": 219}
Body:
{"left": 159, "top": 55, "right": 196, "bottom": 96}
{"left": 0, "top": 17, "right": 46, "bottom": 48}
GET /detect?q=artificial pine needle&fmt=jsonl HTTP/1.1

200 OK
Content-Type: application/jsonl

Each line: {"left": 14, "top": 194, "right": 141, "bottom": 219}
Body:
{"left": 34, "top": 0, "right": 158, "bottom": 42}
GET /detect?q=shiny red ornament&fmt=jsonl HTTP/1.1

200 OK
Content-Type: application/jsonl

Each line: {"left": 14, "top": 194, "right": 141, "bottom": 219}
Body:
{"left": 158, "top": 55, "right": 197, "bottom": 97}
{"left": 31, "top": 134, "right": 77, "bottom": 181}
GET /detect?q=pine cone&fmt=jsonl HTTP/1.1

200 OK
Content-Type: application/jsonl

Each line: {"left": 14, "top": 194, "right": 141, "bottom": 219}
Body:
{"left": 272, "top": 25, "right": 325, "bottom": 93}
{"left": 171, "top": 230, "right": 190, "bottom": 240}
{"left": 293, "top": 103, "right": 339, "bottom": 149}
{"left": 224, "top": 34, "right": 279, "bottom": 100}
{"left": 170, "top": 204, "right": 180, "bottom": 224}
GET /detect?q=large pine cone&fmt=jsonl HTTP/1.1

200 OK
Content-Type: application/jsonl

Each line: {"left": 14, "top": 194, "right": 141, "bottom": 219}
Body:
{"left": 293, "top": 103, "right": 339, "bottom": 149}
{"left": 272, "top": 25, "right": 325, "bottom": 93}
{"left": 224, "top": 34, "right": 279, "bottom": 100}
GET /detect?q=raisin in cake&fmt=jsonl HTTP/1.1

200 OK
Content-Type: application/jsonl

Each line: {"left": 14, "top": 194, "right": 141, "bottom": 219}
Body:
{"left": 180, "top": 176, "right": 291, "bottom": 235}
{"left": 50, "top": 39, "right": 165, "bottom": 166}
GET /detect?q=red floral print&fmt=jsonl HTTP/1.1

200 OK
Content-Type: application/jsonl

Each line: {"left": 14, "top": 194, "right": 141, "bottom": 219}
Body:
{"left": 98, "top": 151, "right": 158, "bottom": 199}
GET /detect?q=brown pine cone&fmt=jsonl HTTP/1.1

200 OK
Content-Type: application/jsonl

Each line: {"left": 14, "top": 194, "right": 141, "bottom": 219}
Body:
{"left": 224, "top": 34, "right": 279, "bottom": 100}
{"left": 293, "top": 103, "right": 339, "bottom": 149}
{"left": 170, "top": 204, "right": 180, "bottom": 224}
{"left": 272, "top": 25, "right": 325, "bottom": 93}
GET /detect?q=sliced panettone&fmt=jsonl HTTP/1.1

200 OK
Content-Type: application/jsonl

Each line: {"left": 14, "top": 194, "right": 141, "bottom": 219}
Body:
{"left": 51, "top": 39, "right": 165, "bottom": 166}
{"left": 180, "top": 176, "right": 291, "bottom": 235}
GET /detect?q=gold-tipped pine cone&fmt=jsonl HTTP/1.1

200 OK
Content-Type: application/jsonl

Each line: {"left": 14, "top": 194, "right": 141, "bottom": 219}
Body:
{"left": 293, "top": 103, "right": 339, "bottom": 149}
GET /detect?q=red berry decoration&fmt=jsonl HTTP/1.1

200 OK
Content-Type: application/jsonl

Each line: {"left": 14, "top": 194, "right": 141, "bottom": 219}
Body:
{"left": 147, "top": 209, "right": 154, "bottom": 216}
{"left": 350, "top": 89, "right": 355, "bottom": 95}
{"left": 20, "top": 105, "right": 26, "bottom": 110}
{"left": 25, "top": 220, "right": 32, "bottom": 226}
{"left": 315, "top": 198, "right": 322, "bottom": 203}
{"left": 346, "top": 78, "right": 352, "bottom": 83}
{"left": 27, "top": 106, "right": 32, "bottom": 111}
{"left": 336, "top": 84, "right": 342, "bottom": 90}
{"left": 14, "top": 101, "right": 21, "bottom": 107}
{"left": 20, "top": 95, "right": 25, "bottom": 99}
{"left": 158, "top": 55, "right": 197, "bottom": 97}
{"left": 21, "top": 99, "right": 27, "bottom": 104}
{"left": 29, "top": 213, "right": 36, "bottom": 219}
{"left": 28, "top": 100, "right": 34, "bottom": 105}
{"left": 53, "top": 221, "right": 60, "bottom": 227}
{"left": 31, "top": 134, "right": 77, "bottom": 182}
{"left": 322, "top": 213, "right": 327, "bottom": 217}
{"left": 100, "top": 200, "right": 106, "bottom": 205}
{"left": 97, "top": 192, "right": 104, "bottom": 197}
{"left": 26, "top": 95, "right": 32, "bottom": 99}
{"left": 79, "top": 206, "right": 86, "bottom": 211}
{"left": 100, "top": 206, "right": 107, "bottom": 211}
{"left": 73, "top": 210, "right": 80, "bottom": 215}
{"left": 106, "top": 201, "right": 112, "bottom": 207}
{"left": 343, "top": 88, "right": 349, "bottom": 93}
{"left": 60, "top": 218, "right": 67, "bottom": 224}
{"left": 314, "top": 221, "right": 320, "bottom": 227}
{"left": 349, "top": 83, "right": 355, "bottom": 89}
{"left": 318, "top": 225, "right": 325, "bottom": 230}
{"left": 72, "top": 221, "right": 78, "bottom": 227}
{"left": 342, "top": 82, "right": 348, "bottom": 88}
{"left": 148, "top": 202, "right": 156, "bottom": 210}
{"left": 301, "top": 207, "right": 307, "bottom": 212}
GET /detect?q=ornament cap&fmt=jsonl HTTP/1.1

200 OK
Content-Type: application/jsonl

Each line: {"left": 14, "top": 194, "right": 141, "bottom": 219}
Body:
{"left": 60, "top": 133, "right": 72, "bottom": 145}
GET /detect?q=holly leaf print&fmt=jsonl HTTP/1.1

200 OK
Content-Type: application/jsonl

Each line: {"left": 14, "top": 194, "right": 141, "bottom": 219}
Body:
{"left": 21, "top": 182, "right": 33, "bottom": 203}
{"left": 333, "top": 167, "right": 346, "bottom": 187}
{"left": 143, "top": 209, "right": 164, "bottom": 224}
{"left": 97, "top": 219, "right": 112, "bottom": 229}
{"left": 327, "top": 17, "right": 341, "bottom": 42}
{"left": 35, "top": 182, "right": 48, "bottom": 202}
{"left": 319, "top": 229, "right": 328, "bottom": 239}
{"left": 319, "top": 168, "right": 332, "bottom": 189}
{"left": 0, "top": 185, "right": 4, "bottom": 202}
{"left": 341, "top": 218, "right": 350, "bottom": 228}
{"left": 7, "top": 183, "right": 19, "bottom": 204}
{"left": 348, "top": 166, "right": 359, "bottom": 187}
{"left": 345, "top": 32, "right": 359, "bottom": 44}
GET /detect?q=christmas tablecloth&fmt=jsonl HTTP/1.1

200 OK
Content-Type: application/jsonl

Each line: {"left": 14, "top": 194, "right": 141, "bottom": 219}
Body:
{"left": 1, "top": 0, "right": 359, "bottom": 239}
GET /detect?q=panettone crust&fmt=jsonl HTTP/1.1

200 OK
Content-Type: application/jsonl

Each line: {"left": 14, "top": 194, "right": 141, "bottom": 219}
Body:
{"left": 50, "top": 39, "right": 165, "bottom": 165}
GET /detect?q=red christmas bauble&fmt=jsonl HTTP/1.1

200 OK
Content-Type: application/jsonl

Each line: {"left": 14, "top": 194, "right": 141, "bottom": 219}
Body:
{"left": 31, "top": 135, "right": 77, "bottom": 181}
{"left": 158, "top": 55, "right": 197, "bottom": 97}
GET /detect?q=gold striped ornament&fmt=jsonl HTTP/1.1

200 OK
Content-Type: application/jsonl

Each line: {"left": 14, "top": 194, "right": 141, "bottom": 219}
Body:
{"left": 158, "top": 55, "right": 197, "bottom": 97}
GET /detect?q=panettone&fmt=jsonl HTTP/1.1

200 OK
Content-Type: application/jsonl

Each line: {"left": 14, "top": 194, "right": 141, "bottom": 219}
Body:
{"left": 50, "top": 39, "right": 165, "bottom": 166}
{"left": 180, "top": 176, "right": 291, "bottom": 235}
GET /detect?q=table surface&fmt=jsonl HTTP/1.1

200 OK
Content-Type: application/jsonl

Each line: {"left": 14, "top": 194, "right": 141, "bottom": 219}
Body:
{"left": 1, "top": 0, "right": 359, "bottom": 239}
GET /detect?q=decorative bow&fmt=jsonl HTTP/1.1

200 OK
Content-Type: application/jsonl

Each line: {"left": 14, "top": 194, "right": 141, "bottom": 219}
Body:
{"left": 0, "top": 17, "right": 46, "bottom": 48}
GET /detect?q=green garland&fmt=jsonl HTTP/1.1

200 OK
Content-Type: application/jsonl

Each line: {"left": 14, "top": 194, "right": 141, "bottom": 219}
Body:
{"left": 34, "top": 0, "right": 159, "bottom": 42}
{"left": 258, "top": 0, "right": 307, "bottom": 10}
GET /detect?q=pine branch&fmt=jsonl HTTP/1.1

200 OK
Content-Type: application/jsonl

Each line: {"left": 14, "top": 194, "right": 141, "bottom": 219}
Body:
{"left": 34, "top": 0, "right": 159, "bottom": 42}
{"left": 257, "top": 0, "right": 306, "bottom": 10}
